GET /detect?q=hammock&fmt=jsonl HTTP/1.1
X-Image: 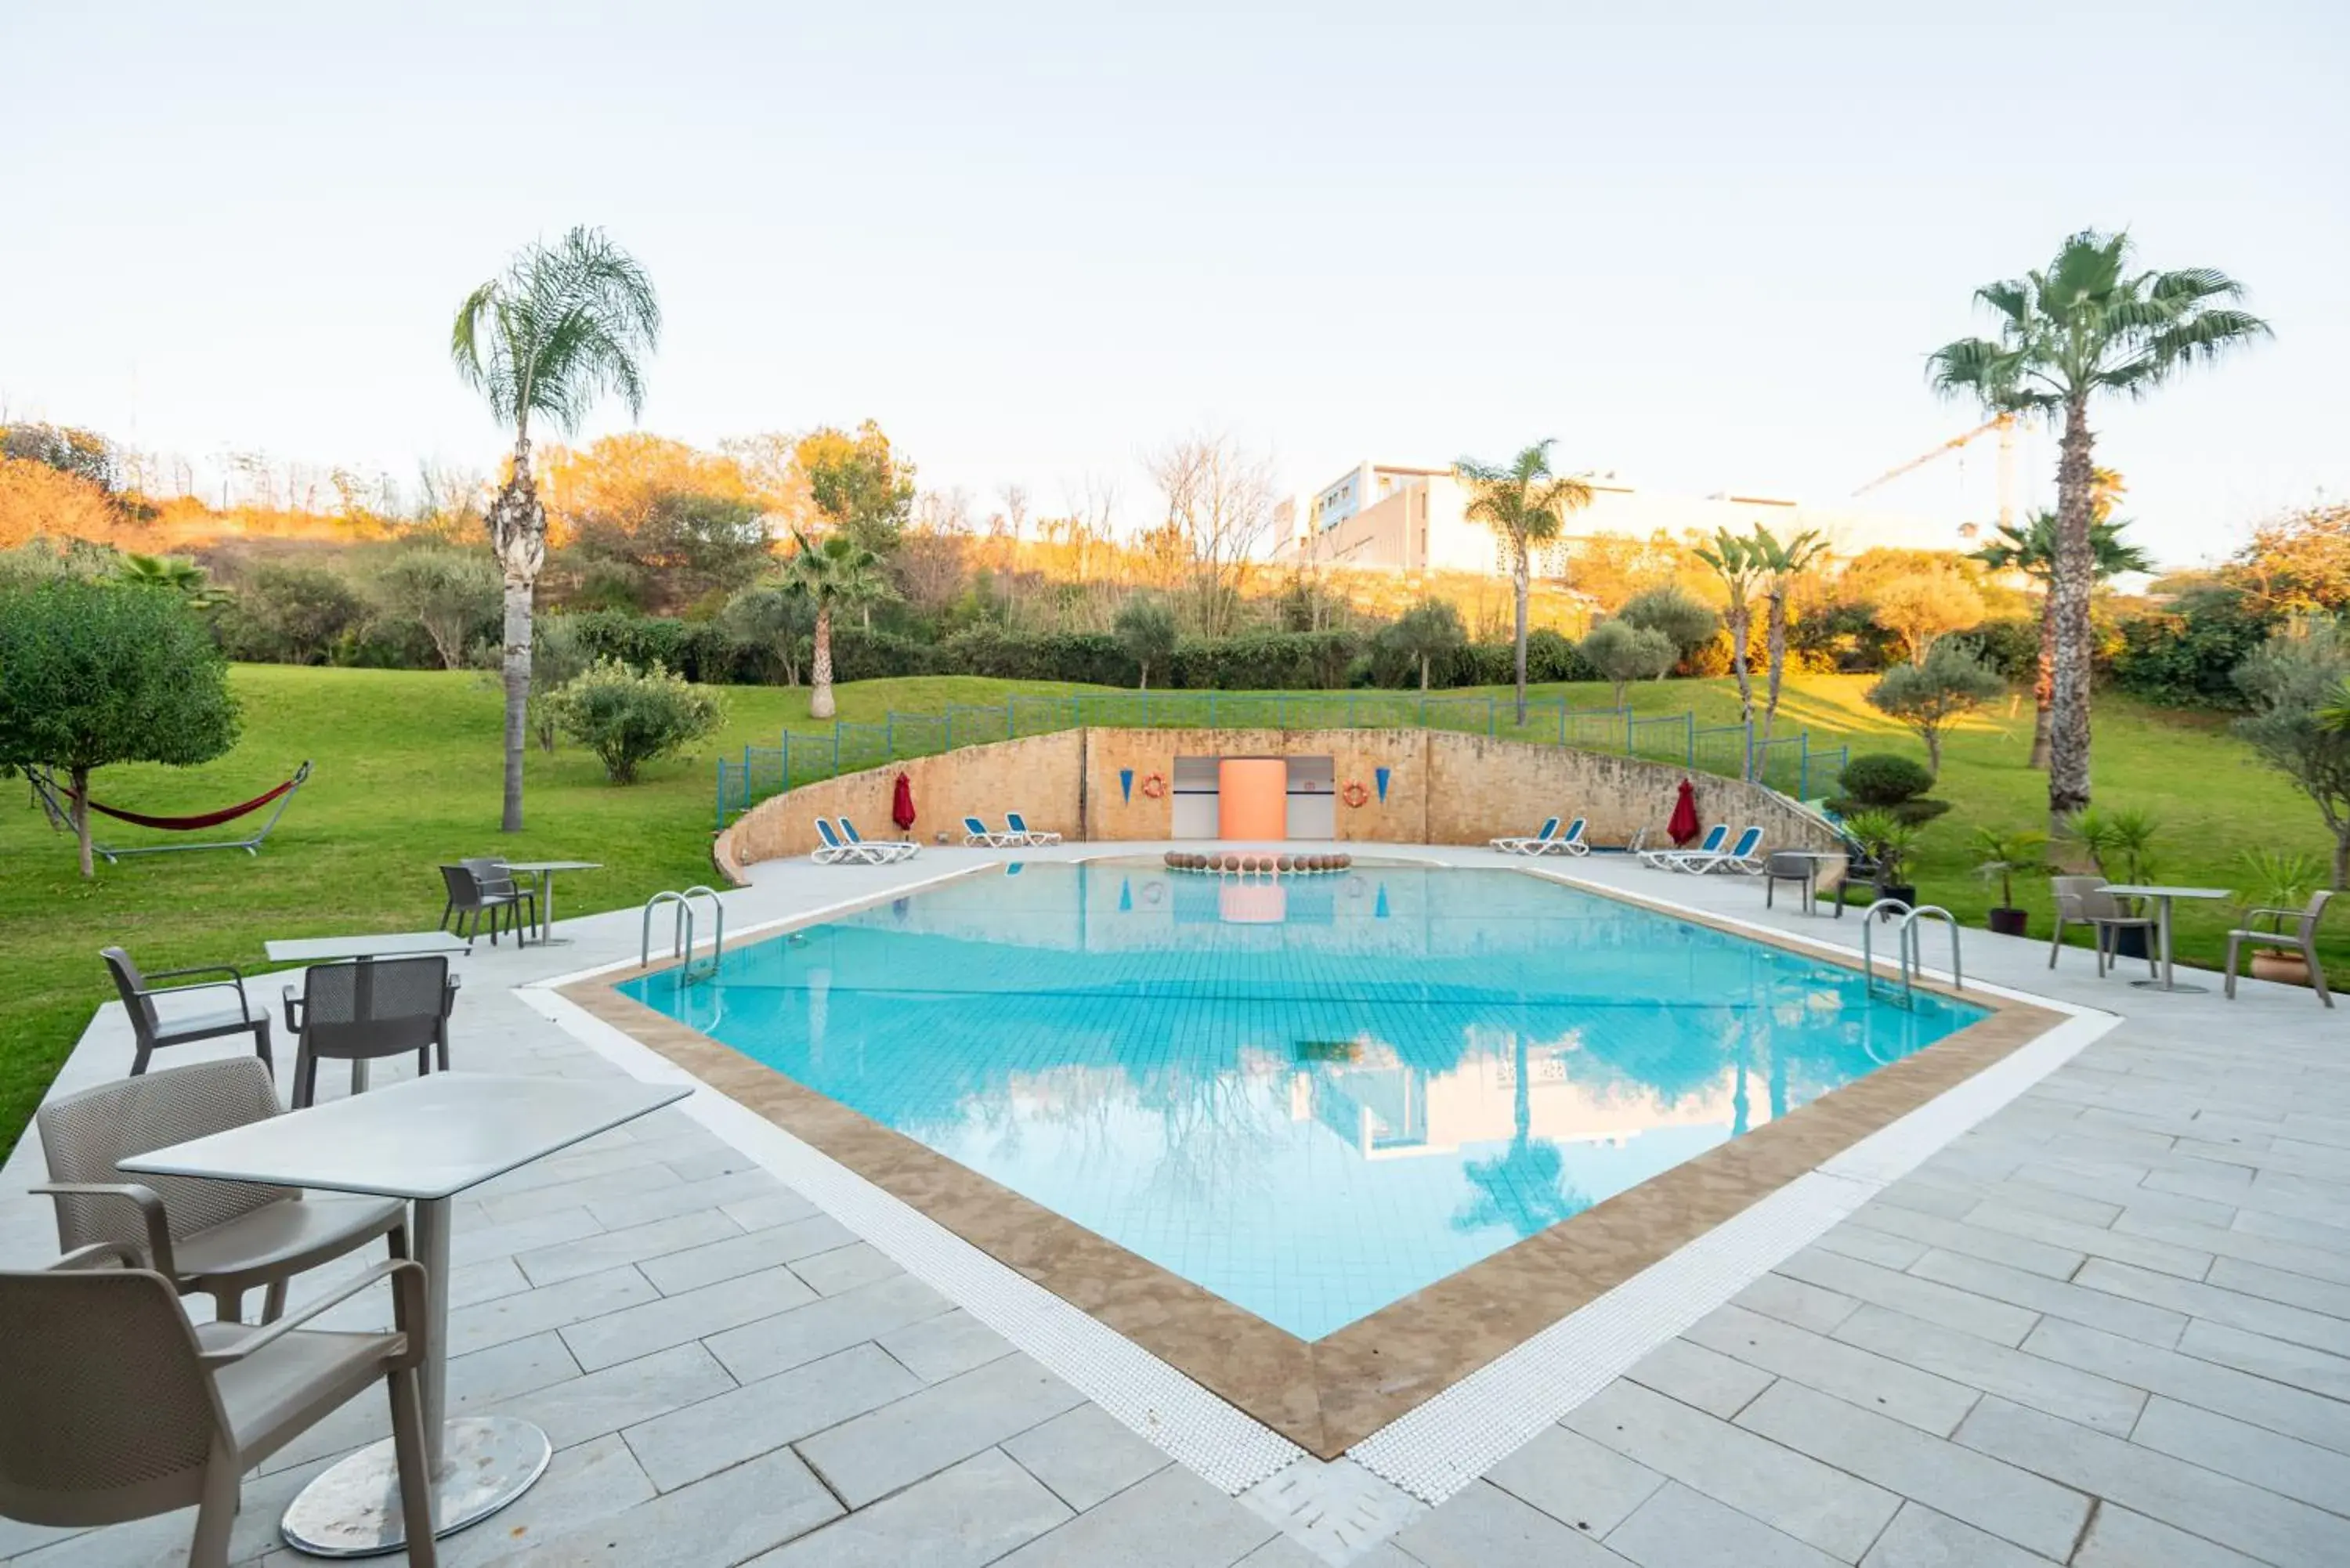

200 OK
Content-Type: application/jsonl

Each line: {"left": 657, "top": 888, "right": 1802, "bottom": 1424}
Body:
{"left": 31, "top": 761, "right": 313, "bottom": 862}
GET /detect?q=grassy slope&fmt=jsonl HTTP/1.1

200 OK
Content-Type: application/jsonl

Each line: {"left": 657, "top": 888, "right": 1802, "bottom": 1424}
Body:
{"left": 3, "top": 664, "right": 2331, "bottom": 1158}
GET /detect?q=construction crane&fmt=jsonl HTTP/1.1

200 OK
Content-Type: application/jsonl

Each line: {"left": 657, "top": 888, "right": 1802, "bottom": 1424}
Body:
{"left": 1853, "top": 413, "right": 2016, "bottom": 530}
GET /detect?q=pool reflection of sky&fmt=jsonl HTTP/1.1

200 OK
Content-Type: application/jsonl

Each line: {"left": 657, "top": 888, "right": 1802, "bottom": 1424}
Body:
{"left": 624, "top": 862, "right": 1982, "bottom": 1339}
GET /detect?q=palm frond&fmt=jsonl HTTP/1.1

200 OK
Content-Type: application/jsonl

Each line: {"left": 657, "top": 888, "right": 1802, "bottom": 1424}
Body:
{"left": 450, "top": 226, "right": 661, "bottom": 442}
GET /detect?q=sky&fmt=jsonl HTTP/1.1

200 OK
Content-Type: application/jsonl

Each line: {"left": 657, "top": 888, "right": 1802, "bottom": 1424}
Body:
{"left": 3, "top": 2, "right": 2345, "bottom": 568}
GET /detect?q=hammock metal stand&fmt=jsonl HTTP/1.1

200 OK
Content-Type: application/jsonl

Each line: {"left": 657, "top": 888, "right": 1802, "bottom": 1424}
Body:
{"left": 29, "top": 761, "right": 314, "bottom": 864}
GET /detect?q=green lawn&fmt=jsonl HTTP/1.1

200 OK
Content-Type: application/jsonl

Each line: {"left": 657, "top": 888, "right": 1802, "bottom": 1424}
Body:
{"left": 4, "top": 663, "right": 2335, "bottom": 1160}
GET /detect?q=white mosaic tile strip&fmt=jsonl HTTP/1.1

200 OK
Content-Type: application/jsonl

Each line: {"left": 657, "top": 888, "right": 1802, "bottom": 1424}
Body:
{"left": 519, "top": 984, "right": 1306, "bottom": 1494}
{"left": 1347, "top": 1167, "right": 1879, "bottom": 1503}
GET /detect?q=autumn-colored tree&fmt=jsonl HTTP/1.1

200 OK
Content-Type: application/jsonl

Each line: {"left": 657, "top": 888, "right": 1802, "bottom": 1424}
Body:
{"left": 2228, "top": 502, "right": 2350, "bottom": 620}
{"left": 0, "top": 457, "right": 122, "bottom": 547}
{"left": 1874, "top": 566, "right": 1987, "bottom": 665}
{"left": 797, "top": 421, "right": 915, "bottom": 559}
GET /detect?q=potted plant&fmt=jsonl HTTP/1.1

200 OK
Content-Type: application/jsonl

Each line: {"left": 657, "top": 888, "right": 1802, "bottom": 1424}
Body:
{"left": 1844, "top": 809, "right": 1922, "bottom": 913}
{"left": 2065, "top": 805, "right": 2162, "bottom": 959}
{"left": 1972, "top": 825, "right": 2048, "bottom": 937}
{"left": 2237, "top": 847, "right": 2323, "bottom": 987}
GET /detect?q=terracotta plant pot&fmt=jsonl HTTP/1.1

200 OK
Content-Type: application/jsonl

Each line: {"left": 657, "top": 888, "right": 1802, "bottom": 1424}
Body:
{"left": 1987, "top": 908, "right": 2030, "bottom": 938}
{"left": 2251, "top": 948, "right": 2313, "bottom": 988}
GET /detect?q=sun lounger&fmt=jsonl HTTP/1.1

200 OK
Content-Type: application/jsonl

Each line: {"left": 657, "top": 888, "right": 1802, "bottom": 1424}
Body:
{"left": 1668, "top": 826, "right": 1766, "bottom": 874}
{"left": 1640, "top": 824, "right": 1724, "bottom": 869}
{"left": 1004, "top": 812, "right": 1061, "bottom": 847}
{"left": 838, "top": 818, "right": 920, "bottom": 862}
{"left": 1492, "top": 817, "right": 1562, "bottom": 854}
{"left": 963, "top": 816, "right": 1025, "bottom": 848}
{"left": 1500, "top": 817, "right": 1587, "bottom": 857}
{"left": 815, "top": 819, "right": 890, "bottom": 865}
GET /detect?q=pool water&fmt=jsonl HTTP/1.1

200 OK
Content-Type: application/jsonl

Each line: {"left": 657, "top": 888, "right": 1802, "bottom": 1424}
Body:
{"left": 623, "top": 861, "right": 1983, "bottom": 1339}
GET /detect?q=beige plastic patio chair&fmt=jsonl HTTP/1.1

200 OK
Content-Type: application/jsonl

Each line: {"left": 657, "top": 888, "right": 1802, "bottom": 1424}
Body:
{"left": 2047, "top": 876, "right": 2157, "bottom": 978}
{"left": 100, "top": 948, "right": 273, "bottom": 1078}
{"left": 2224, "top": 889, "right": 2336, "bottom": 1009}
{"left": 33, "top": 1057, "right": 407, "bottom": 1324}
{"left": 0, "top": 1245, "right": 438, "bottom": 1568}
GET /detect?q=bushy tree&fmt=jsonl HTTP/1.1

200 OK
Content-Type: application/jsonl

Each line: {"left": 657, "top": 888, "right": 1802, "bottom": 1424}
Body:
{"left": 1380, "top": 599, "right": 1467, "bottom": 691}
{"left": 1581, "top": 620, "right": 1676, "bottom": 707}
{"left": 2240, "top": 624, "right": 2350, "bottom": 887}
{"left": 0, "top": 580, "right": 242, "bottom": 876}
{"left": 1616, "top": 584, "right": 1719, "bottom": 665}
{"left": 798, "top": 421, "right": 916, "bottom": 558}
{"left": 1873, "top": 567, "right": 1987, "bottom": 665}
{"left": 237, "top": 563, "right": 368, "bottom": 663}
{"left": 374, "top": 548, "right": 501, "bottom": 669}
{"left": 1113, "top": 591, "right": 1180, "bottom": 690}
{"left": 1864, "top": 641, "right": 2004, "bottom": 771}
{"left": 546, "top": 657, "right": 724, "bottom": 783}
{"left": 721, "top": 583, "right": 815, "bottom": 686}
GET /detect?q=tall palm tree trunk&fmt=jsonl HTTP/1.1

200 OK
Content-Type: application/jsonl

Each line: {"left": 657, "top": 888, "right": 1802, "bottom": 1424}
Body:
{"left": 1762, "top": 591, "right": 1788, "bottom": 741}
{"left": 2030, "top": 586, "right": 2055, "bottom": 771}
{"left": 1512, "top": 548, "right": 1531, "bottom": 726}
{"left": 2048, "top": 396, "right": 2096, "bottom": 833}
{"left": 810, "top": 605, "right": 837, "bottom": 720}
{"left": 1728, "top": 605, "right": 1753, "bottom": 725}
{"left": 484, "top": 436, "right": 541, "bottom": 834}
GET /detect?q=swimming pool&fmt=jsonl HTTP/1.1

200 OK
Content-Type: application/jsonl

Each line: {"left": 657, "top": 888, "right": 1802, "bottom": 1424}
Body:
{"left": 622, "top": 860, "right": 1983, "bottom": 1340}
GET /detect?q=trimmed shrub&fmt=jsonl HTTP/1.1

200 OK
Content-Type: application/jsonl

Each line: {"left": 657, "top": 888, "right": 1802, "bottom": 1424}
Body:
{"left": 1828, "top": 751, "right": 1950, "bottom": 826}
{"left": 546, "top": 658, "right": 725, "bottom": 783}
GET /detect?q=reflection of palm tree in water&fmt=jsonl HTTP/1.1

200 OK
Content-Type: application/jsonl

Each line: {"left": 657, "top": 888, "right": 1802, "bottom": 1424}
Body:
{"left": 1452, "top": 1031, "right": 1589, "bottom": 1239}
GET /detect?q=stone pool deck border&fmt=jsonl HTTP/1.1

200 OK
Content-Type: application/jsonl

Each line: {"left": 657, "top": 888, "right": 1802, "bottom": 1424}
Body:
{"left": 562, "top": 858, "right": 2067, "bottom": 1460}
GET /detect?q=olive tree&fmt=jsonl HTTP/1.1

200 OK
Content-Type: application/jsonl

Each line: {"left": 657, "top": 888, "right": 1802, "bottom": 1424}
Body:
{"left": 2244, "top": 624, "right": 2350, "bottom": 887}
{"left": 1381, "top": 599, "right": 1467, "bottom": 691}
{"left": 1616, "top": 584, "right": 1719, "bottom": 665}
{"left": 374, "top": 548, "right": 502, "bottom": 669}
{"left": 0, "top": 580, "right": 242, "bottom": 876}
{"left": 1581, "top": 620, "right": 1676, "bottom": 708}
{"left": 546, "top": 658, "right": 724, "bottom": 784}
{"left": 1864, "top": 640, "right": 2003, "bottom": 772}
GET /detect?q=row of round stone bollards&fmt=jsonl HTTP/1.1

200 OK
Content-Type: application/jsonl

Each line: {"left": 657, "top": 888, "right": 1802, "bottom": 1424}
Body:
{"left": 1162, "top": 851, "right": 1352, "bottom": 875}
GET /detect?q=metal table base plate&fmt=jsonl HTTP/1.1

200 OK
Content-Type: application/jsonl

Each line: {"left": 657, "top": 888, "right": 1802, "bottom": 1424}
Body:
{"left": 280, "top": 1415, "right": 551, "bottom": 1557}
{"left": 2132, "top": 978, "right": 2211, "bottom": 994}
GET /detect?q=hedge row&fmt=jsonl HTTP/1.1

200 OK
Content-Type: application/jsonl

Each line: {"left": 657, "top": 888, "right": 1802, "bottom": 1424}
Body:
{"left": 559, "top": 613, "right": 1602, "bottom": 692}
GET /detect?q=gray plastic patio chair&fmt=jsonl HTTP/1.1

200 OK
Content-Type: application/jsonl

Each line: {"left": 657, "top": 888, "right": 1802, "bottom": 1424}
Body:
{"left": 439, "top": 862, "right": 530, "bottom": 945}
{"left": 2048, "top": 876, "right": 2157, "bottom": 977}
{"left": 282, "top": 956, "right": 458, "bottom": 1109}
{"left": 100, "top": 947, "right": 272, "bottom": 1078}
{"left": 2225, "top": 889, "right": 2336, "bottom": 1009}
{"left": 461, "top": 857, "right": 538, "bottom": 945}
{"left": 1762, "top": 851, "right": 1817, "bottom": 913}
{"left": 32, "top": 1057, "right": 407, "bottom": 1324}
{"left": 0, "top": 1246, "right": 438, "bottom": 1568}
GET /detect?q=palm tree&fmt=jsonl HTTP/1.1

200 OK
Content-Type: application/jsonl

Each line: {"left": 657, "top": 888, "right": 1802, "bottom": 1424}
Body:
{"left": 1929, "top": 229, "right": 2266, "bottom": 830}
{"left": 113, "top": 552, "right": 219, "bottom": 607}
{"left": 1695, "top": 528, "right": 1766, "bottom": 728}
{"left": 1970, "top": 504, "right": 2151, "bottom": 769}
{"left": 1457, "top": 441, "right": 1593, "bottom": 724}
{"left": 452, "top": 226, "right": 661, "bottom": 832}
{"left": 1746, "top": 525, "right": 1829, "bottom": 741}
{"left": 780, "top": 528, "right": 892, "bottom": 719}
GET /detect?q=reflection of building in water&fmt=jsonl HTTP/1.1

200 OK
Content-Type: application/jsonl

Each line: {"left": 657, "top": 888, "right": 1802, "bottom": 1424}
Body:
{"left": 1302, "top": 1028, "right": 1744, "bottom": 1160}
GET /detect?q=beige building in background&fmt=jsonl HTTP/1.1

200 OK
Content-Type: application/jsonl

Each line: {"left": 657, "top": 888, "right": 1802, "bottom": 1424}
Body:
{"left": 1272, "top": 460, "right": 1965, "bottom": 575}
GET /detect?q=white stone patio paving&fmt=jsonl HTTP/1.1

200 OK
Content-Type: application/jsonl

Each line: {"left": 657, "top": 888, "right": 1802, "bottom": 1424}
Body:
{"left": 5, "top": 843, "right": 2348, "bottom": 1566}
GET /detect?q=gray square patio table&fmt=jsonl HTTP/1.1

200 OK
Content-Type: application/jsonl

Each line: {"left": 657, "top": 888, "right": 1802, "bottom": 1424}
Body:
{"left": 499, "top": 860, "right": 603, "bottom": 945}
{"left": 121, "top": 1071, "right": 690, "bottom": 1556}
{"left": 2101, "top": 883, "right": 2232, "bottom": 993}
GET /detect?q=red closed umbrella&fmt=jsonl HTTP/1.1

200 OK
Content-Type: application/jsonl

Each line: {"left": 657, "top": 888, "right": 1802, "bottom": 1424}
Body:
{"left": 891, "top": 771, "right": 917, "bottom": 833}
{"left": 1668, "top": 779, "right": 1701, "bottom": 847}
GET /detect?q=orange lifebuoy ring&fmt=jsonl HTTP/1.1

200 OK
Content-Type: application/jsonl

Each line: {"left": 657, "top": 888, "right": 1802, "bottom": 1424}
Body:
{"left": 1341, "top": 780, "right": 1371, "bottom": 808}
{"left": 1140, "top": 773, "right": 1167, "bottom": 799}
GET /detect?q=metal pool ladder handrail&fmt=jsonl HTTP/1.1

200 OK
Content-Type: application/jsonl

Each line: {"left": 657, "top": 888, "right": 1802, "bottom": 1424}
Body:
{"left": 1859, "top": 897, "right": 1912, "bottom": 1002}
{"left": 640, "top": 887, "right": 726, "bottom": 975}
{"left": 1899, "top": 905, "right": 1963, "bottom": 993}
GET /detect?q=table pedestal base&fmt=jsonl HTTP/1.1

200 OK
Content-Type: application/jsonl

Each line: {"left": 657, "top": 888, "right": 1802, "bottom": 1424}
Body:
{"left": 279, "top": 1415, "right": 550, "bottom": 1557}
